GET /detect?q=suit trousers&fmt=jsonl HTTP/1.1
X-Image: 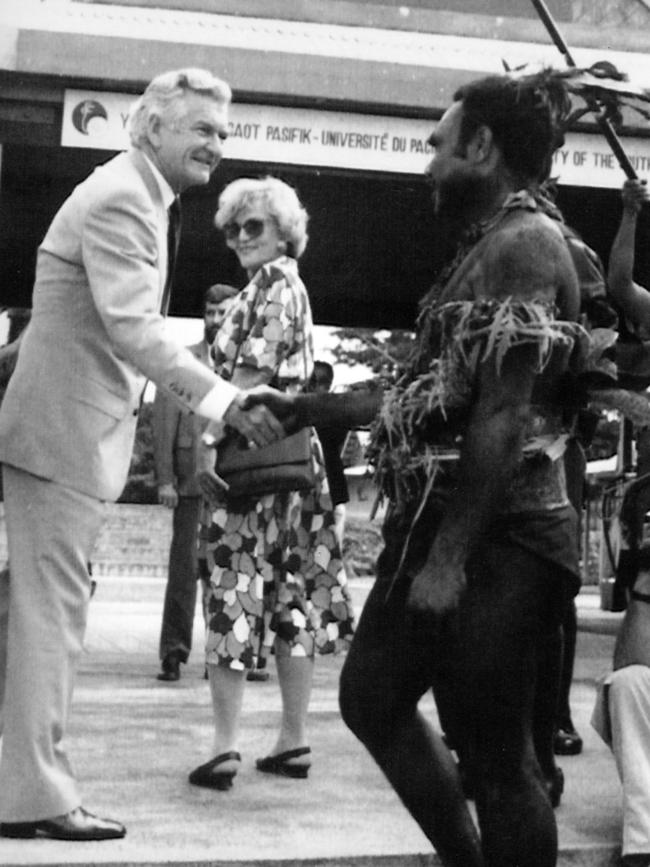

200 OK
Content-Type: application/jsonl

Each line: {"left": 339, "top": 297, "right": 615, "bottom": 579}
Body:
{"left": 159, "top": 495, "right": 201, "bottom": 663}
{"left": 0, "top": 465, "right": 106, "bottom": 821}
{"left": 609, "top": 665, "right": 650, "bottom": 856}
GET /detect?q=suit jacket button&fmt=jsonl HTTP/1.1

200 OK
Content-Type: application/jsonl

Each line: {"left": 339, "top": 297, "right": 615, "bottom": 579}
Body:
{"left": 132, "top": 408, "right": 139, "bottom": 416}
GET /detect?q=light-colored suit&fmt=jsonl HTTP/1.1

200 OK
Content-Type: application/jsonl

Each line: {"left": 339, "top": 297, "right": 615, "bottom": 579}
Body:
{"left": 592, "top": 573, "right": 650, "bottom": 858}
{"left": 0, "top": 149, "right": 219, "bottom": 501}
{"left": 0, "top": 148, "right": 230, "bottom": 821}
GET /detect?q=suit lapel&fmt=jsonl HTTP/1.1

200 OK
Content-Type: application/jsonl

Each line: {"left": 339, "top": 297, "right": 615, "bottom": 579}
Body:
{"left": 129, "top": 148, "right": 165, "bottom": 211}
{"left": 127, "top": 149, "right": 168, "bottom": 300}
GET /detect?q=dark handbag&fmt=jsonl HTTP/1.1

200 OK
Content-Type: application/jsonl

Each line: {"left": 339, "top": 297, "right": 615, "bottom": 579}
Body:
{"left": 216, "top": 428, "right": 315, "bottom": 499}
{"left": 214, "top": 279, "right": 316, "bottom": 501}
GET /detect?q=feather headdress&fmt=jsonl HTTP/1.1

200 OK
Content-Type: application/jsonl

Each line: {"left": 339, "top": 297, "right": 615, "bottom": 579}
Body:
{"left": 504, "top": 61, "right": 650, "bottom": 131}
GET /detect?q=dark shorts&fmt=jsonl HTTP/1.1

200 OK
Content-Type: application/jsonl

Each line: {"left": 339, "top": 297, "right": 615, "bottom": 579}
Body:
{"left": 377, "top": 496, "right": 580, "bottom": 602}
{"left": 340, "top": 498, "right": 579, "bottom": 753}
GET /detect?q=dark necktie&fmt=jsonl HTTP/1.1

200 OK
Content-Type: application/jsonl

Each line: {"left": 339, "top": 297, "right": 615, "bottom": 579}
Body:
{"left": 161, "top": 197, "right": 182, "bottom": 316}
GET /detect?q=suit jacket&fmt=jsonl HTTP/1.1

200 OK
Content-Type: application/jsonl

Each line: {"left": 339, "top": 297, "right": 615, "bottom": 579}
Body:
{"left": 0, "top": 149, "right": 223, "bottom": 502}
{"left": 152, "top": 339, "right": 211, "bottom": 498}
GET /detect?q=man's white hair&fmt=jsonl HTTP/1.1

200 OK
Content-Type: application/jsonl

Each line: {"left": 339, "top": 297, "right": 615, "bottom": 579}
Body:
{"left": 128, "top": 68, "right": 231, "bottom": 148}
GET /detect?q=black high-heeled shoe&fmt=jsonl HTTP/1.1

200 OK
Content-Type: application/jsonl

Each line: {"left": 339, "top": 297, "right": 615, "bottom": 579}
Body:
{"left": 188, "top": 751, "right": 241, "bottom": 790}
{"left": 255, "top": 747, "right": 311, "bottom": 778}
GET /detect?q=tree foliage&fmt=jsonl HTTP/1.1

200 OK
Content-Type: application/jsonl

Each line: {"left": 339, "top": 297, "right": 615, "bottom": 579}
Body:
{"left": 330, "top": 327, "right": 416, "bottom": 384}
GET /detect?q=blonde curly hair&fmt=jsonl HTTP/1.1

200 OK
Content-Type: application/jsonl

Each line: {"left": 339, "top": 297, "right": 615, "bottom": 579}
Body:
{"left": 215, "top": 176, "right": 309, "bottom": 259}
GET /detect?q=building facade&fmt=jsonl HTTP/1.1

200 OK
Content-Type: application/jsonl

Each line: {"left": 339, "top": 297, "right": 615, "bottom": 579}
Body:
{"left": 1, "top": 0, "right": 649, "bottom": 327}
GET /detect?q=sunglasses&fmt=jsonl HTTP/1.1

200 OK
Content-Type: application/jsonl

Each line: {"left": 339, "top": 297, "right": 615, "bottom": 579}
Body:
{"left": 223, "top": 218, "right": 266, "bottom": 241}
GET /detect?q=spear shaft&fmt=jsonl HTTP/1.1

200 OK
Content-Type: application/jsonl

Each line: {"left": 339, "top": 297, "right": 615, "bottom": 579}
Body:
{"left": 530, "top": 0, "right": 637, "bottom": 179}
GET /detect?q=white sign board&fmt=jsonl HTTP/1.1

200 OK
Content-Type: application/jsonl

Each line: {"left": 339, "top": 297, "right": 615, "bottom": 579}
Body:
{"left": 62, "top": 89, "right": 650, "bottom": 188}
{"left": 550, "top": 132, "right": 650, "bottom": 186}
{"left": 61, "top": 89, "right": 435, "bottom": 172}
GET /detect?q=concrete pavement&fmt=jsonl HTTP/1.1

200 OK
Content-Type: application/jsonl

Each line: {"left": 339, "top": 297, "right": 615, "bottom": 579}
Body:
{"left": 0, "top": 576, "right": 628, "bottom": 867}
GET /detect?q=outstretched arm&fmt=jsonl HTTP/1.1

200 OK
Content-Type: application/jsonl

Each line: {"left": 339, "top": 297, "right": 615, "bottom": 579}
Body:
{"left": 608, "top": 179, "right": 650, "bottom": 328}
{"left": 242, "top": 387, "right": 384, "bottom": 433}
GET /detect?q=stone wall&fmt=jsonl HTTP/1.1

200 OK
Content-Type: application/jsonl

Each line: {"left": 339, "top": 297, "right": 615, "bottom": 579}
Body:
{"left": 0, "top": 495, "right": 602, "bottom": 583}
{"left": 0, "top": 502, "right": 173, "bottom": 577}
{"left": 92, "top": 503, "right": 173, "bottom": 576}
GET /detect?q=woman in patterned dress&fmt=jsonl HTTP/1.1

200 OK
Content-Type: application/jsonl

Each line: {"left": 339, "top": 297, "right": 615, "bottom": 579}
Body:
{"left": 190, "top": 177, "right": 355, "bottom": 790}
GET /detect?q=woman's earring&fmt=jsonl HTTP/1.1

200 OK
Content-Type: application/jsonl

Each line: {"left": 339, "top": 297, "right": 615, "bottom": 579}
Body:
{"left": 278, "top": 240, "right": 287, "bottom": 253}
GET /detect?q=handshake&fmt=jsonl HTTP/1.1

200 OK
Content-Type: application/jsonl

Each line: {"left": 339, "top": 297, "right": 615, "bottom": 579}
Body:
{"left": 241, "top": 386, "right": 306, "bottom": 435}
{"left": 240, "top": 385, "right": 383, "bottom": 436}
{"left": 200, "top": 385, "right": 382, "bottom": 502}
{"left": 219, "top": 384, "right": 382, "bottom": 452}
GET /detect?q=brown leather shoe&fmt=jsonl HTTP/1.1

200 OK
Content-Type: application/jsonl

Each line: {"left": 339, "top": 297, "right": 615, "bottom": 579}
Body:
{"left": 1, "top": 806, "right": 126, "bottom": 840}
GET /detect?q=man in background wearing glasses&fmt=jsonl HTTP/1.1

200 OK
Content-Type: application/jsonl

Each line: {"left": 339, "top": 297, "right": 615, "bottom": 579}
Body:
{"left": 0, "top": 68, "right": 283, "bottom": 842}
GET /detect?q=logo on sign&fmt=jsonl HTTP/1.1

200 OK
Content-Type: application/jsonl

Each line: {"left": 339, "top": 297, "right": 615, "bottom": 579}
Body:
{"left": 71, "top": 99, "right": 109, "bottom": 135}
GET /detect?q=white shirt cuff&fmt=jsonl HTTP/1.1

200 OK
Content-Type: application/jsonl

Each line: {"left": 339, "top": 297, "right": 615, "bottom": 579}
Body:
{"left": 196, "top": 381, "right": 240, "bottom": 423}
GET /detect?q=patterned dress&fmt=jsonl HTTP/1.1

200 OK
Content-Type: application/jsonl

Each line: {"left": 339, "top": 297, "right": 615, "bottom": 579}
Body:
{"left": 200, "top": 255, "right": 355, "bottom": 670}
